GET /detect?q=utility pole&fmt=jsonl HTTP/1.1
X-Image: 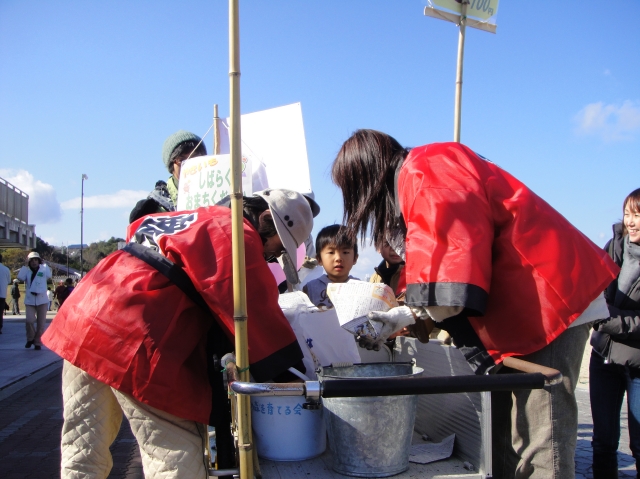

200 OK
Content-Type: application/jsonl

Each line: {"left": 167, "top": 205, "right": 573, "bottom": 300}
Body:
{"left": 80, "top": 174, "right": 88, "bottom": 278}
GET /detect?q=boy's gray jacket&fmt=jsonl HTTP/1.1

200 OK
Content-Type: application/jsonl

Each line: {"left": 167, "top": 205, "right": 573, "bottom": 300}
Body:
{"left": 591, "top": 223, "right": 640, "bottom": 368}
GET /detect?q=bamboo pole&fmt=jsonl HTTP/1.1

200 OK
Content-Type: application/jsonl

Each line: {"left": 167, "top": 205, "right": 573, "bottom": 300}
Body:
{"left": 228, "top": 1, "right": 253, "bottom": 477}
{"left": 453, "top": 1, "right": 468, "bottom": 143}
{"left": 213, "top": 104, "right": 220, "bottom": 155}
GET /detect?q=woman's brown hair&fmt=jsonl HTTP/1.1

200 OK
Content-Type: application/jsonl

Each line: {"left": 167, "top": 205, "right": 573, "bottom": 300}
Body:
{"left": 331, "top": 129, "right": 408, "bottom": 248}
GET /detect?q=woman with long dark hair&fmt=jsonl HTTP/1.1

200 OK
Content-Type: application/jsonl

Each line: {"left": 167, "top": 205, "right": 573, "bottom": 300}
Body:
{"left": 331, "top": 129, "right": 618, "bottom": 479}
{"left": 590, "top": 188, "right": 640, "bottom": 479}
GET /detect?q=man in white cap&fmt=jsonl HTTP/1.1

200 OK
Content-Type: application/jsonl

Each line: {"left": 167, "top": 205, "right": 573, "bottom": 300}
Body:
{"left": 17, "top": 252, "right": 52, "bottom": 349}
{"left": 43, "top": 189, "right": 314, "bottom": 479}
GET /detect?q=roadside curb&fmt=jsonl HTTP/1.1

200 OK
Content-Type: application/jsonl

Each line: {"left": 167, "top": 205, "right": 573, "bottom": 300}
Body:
{"left": 0, "top": 359, "right": 63, "bottom": 402}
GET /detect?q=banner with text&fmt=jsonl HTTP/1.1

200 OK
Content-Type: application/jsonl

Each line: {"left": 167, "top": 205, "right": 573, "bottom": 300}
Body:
{"left": 431, "top": 0, "right": 499, "bottom": 22}
{"left": 176, "top": 154, "right": 252, "bottom": 211}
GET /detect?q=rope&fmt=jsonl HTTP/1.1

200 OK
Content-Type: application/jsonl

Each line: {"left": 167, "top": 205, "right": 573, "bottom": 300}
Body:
{"left": 221, "top": 360, "right": 250, "bottom": 373}
{"left": 185, "top": 122, "right": 215, "bottom": 162}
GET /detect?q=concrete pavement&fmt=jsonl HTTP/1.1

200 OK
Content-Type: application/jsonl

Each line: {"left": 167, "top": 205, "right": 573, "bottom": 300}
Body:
{"left": 0, "top": 311, "right": 61, "bottom": 398}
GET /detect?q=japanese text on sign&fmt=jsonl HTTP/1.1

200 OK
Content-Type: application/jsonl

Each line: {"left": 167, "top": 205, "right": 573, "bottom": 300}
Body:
{"left": 176, "top": 154, "right": 252, "bottom": 211}
{"left": 251, "top": 400, "right": 303, "bottom": 416}
{"left": 431, "top": 0, "right": 499, "bottom": 20}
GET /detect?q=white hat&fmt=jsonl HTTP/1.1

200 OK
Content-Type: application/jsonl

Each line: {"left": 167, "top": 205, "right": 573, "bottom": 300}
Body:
{"left": 254, "top": 189, "right": 314, "bottom": 284}
{"left": 27, "top": 252, "right": 41, "bottom": 260}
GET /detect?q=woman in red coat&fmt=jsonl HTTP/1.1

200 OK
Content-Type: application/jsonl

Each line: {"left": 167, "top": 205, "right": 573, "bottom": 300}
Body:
{"left": 331, "top": 129, "right": 618, "bottom": 479}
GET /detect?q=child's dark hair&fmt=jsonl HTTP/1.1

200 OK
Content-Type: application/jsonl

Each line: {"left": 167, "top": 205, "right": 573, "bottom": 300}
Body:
{"left": 315, "top": 224, "right": 358, "bottom": 256}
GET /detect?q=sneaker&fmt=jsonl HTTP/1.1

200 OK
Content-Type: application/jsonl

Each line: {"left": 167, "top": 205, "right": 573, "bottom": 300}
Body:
{"left": 25, "top": 341, "right": 33, "bottom": 348}
{"left": 34, "top": 345, "right": 41, "bottom": 351}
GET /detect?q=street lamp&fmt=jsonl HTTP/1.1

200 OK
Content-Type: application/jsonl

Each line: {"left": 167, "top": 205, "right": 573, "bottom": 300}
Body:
{"left": 80, "top": 174, "right": 88, "bottom": 278}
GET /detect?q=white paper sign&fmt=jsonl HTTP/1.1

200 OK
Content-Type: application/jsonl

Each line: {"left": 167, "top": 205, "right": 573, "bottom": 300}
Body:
{"left": 217, "top": 103, "right": 312, "bottom": 195}
{"left": 176, "top": 154, "right": 252, "bottom": 211}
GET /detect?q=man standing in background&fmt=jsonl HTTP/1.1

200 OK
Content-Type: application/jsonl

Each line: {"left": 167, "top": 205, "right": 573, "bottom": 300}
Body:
{"left": 11, "top": 279, "right": 20, "bottom": 315}
{"left": 0, "top": 254, "right": 11, "bottom": 334}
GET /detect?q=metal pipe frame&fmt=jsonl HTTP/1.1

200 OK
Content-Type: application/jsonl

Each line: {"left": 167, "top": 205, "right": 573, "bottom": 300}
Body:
{"left": 230, "top": 371, "right": 555, "bottom": 401}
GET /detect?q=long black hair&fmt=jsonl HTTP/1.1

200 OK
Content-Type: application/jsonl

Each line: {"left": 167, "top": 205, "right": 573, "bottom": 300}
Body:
{"left": 331, "top": 129, "right": 408, "bottom": 248}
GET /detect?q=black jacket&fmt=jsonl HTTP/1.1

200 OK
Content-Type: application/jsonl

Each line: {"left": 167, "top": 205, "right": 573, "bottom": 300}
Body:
{"left": 591, "top": 223, "right": 640, "bottom": 369}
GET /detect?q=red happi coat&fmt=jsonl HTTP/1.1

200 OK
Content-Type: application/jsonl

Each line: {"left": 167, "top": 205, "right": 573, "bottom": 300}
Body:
{"left": 399, "top": 143, "right": 619, "bottom": 364}
{"left": 42, "top": 206, "right": 302, "bottom": 424}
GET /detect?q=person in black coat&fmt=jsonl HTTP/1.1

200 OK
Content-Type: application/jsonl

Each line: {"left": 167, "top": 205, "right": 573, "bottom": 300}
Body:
{"left": 590, "top": 187, "right": 640, "bottom": 479}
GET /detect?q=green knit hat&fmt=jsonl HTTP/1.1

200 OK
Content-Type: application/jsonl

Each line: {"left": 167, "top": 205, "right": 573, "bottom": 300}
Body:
{"left": 162, "top": 130, "right": 203, "bottom": 173}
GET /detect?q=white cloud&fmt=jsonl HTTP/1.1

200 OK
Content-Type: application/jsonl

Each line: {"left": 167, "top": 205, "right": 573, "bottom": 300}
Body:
{"left": 61, "top": 190, "right": 148, "bottom": 210}
{"left": 0, "top": 169, "right": 62, "bottom": 224}
{"left": 574, "top": 100, "right": 640, "bottom": 141}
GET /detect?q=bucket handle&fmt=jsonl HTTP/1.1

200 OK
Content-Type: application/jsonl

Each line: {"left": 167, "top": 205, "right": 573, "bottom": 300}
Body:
{"left": 501, "top": 357, "right": 562, "bottom": 387}
{"left": 288, "top": 367, "right": 311, "bottom": 381}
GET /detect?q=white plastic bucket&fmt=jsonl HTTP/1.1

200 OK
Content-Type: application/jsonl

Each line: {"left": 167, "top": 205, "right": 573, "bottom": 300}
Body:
{"left": 251, "top": 395, "right": 326, "bottom": 461}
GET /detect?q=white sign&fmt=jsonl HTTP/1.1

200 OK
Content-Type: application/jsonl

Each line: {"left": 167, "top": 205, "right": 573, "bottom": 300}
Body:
{"left": 217, "top": 102, "right": 313, "bottom": 195}
{"left": 432, "top": 0, "right": 499, "bottom": 21}
{"left": 176, "top": 154, "right": 252, "bottom": 211}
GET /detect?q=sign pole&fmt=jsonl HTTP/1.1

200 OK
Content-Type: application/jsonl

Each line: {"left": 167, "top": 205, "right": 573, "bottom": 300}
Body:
{"left": 228, "top": 1, "right": 253, "bottom": 478}
{"left": 213, "top": 104, "right": 220, "bottom": 155}
{"left": 453, "top": 1, "right": 468, "bottom": 143}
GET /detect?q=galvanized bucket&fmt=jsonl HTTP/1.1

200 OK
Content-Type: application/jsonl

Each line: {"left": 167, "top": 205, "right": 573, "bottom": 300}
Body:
{"left": 319, "top": 362, "right": 423, "bottom": 477}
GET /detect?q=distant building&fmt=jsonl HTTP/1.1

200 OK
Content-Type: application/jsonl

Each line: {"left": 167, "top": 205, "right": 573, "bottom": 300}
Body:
{"left": 0, "top": 177, "right": 36, "bottom": 249}
{"left": 67, "top": 244, "right": 89, "bottom": 258}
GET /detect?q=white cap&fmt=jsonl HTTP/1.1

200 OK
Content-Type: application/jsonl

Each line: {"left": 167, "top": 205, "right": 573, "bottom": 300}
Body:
{"left": 27, "top": 252, "right": 41, "bottom": 260}
{"left": 254, "top": 188, "right": 314, "bottom": 284}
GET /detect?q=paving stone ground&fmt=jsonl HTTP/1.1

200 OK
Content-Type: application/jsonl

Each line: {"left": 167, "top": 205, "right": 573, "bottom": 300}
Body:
{"left": 0, "top": 365, "right": 142, "bottom": 479}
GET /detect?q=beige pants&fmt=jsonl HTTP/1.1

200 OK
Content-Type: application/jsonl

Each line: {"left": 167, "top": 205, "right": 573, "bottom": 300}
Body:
{"left": 25, "top": 303, "right": 48, "bottom": 345}
{"left": 60, "top": 361, "right": 209, "bottom": 479}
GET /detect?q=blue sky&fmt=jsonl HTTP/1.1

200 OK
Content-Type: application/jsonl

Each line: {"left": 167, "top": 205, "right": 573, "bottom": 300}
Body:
{"left": 1, "top": 1, "right": 639, "bottom": 279}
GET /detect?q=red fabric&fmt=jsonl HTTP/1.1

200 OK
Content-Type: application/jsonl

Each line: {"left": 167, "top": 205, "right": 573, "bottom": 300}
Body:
{"left": 399, "top": 143, "right": 619, "bottom": 363}
{"left": 43, "top": 206, "right": 298, "bottom": 424}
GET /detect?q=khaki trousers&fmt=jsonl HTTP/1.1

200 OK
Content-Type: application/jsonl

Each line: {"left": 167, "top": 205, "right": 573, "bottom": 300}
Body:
{"left": 492, "top": 324, "right": 590, "bottom": 479}
{"left": 25, "top": 303, "right": 48, "bottom": 345}
{"left": 60, "top": 361, "right": 209, "bottom": 479}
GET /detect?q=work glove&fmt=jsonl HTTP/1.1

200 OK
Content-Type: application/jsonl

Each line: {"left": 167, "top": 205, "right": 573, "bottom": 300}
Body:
{"left": 358, "top": 306, "right": 417, "bottom": 351}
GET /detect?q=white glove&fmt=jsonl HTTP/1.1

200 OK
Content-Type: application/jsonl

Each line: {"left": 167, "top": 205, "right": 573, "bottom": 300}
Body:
{"left": 358, "top": 306, "right": 416, "bottom": 351}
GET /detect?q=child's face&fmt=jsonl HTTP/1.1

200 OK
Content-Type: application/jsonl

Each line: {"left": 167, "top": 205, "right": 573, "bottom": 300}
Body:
{"left": 380, "top": 241, "right": 403, "bottom": 265}
{"left": 318, "top": 244, "right": 358, "bottom": 283}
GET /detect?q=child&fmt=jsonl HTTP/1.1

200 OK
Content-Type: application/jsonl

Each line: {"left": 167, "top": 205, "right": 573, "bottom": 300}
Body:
{"left": 303, "top": 225, "right": 359, "bottom": 310}
{"left": 369, "top": 239, "right": 404, "bottom": 294}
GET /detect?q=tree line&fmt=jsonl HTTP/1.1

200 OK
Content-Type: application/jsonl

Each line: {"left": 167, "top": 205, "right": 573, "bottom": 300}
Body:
{"left": 1, "top": 236, "right": 124, "bottom": 278}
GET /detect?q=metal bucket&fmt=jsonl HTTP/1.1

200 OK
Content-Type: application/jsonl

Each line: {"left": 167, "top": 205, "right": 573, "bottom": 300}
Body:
{"left": 319, "top": 362, "right": 423, "bottom": 477}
